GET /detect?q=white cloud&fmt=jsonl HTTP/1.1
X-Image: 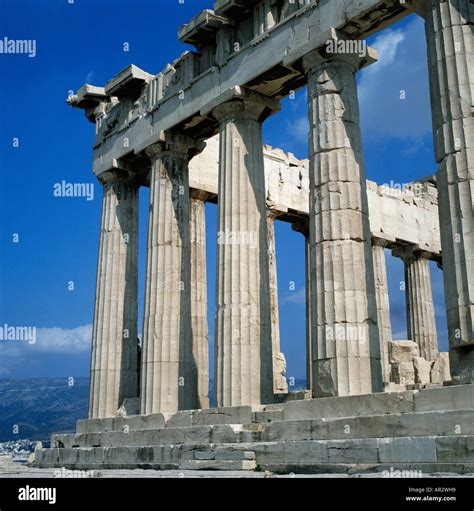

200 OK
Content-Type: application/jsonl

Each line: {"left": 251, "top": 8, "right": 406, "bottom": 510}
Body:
{"left": 0, "top": 325, "right": 92, "bottom": 376}
{"left": 281, "top": 288, "right": 306, "bottom": 305}
{"left": 0, "top": 324, "right": 92, "bottom": 358}
{"left": 358, "top": 16, "right": 432, "bottom": 141}
{"left": 84, "top": 70, "right": 95, "bottom": 84}
{"left": 35, "top": 325, "right": 92, "bottom": 353}
{"left": 364, "top": 30, "right": 405, "bottom": 76}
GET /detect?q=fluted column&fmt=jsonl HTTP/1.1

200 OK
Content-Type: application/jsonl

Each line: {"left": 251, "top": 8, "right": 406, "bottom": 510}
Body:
{"left": 372, "top": 238, "right": 393, "bottom": 384}
{"left": 393, "top": 245, "right": 439, "bottom": 362}
{"left": 89, "top": 175, "right": 139, "bottom": 418}
{"left": 141, "top": 135, "right": 201, "bottom": 414}
{"left": 190, "top": 190, "right": 210, "bottom": 409}
{"left": 213, "top": 91, "right": 280, "bottom": 407}
{"left": 292, "top": 219, "right": 312, "bottom": 391}
{"left": 413, "top": 0, "right": 473, "bottom": 382}
{"left": 304, "top": 235, "right": 313, "bottom": 391}
{"left": 267, "top": 213, "right": 288, "bottom": 394}
{"left": 303, "top": 46, "right": 383, "bottom": 397}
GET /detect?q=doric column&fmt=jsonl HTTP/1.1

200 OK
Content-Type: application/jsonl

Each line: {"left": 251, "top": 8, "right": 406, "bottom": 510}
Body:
{"left": 303, "top": 45, "right": 383, "bottom": 397}
{"left": 190, "top": 190, "right": 210, "bottom": 409}
{"left": 413, "top": 0, "right": 473, "bottom": 382}
{"left": 212, "top": 89, "right": 280, "bottom": 407}
{"left": 141, "top": 134, "right": 202, "bottom": 414}
{"left": 292, "top": 219, "right": 312, "bottom": 391}
{"left": 393, "top": 245, "right": 439, "bottom": 362}
{"left": 372, "top": 238, "right": 393, "bottom": 384}
{"left": 89, "top": 174, "right": 139, "bottom": 418}
{"left": 304, "top": 235, "right": 312, "bottom": 391}
{"left": 267, "top": 212, "right": 288, "bottom": 394}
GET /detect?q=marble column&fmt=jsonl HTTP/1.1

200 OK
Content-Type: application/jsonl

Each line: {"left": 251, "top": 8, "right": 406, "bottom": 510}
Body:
{"left": 267, "top": 213, "right": 288, "bottom": 394}
{"left": 292, "top": 220, "right": 312, "bottom": 391}
{"left": 414, "top": 0, "right": 474, "bottom": 382}
{"left": 393, "top": 245, "right": 439, "bottom": 362}
{"left": 303, "top": 47, "right": 383, "bottom": 397}
{"left": 213, "top": 91, "right": 280, "bottom": 407}
{"left": 372, "top": 238, "right": 393, "bottom": 384}
{"left": 89, "top": 175, "right": 139, "bottom": 419}
{"left": 141, "top": 135, "right": 201, "bottom": 414}
{"left": 304, "top": 235, "right": 313, "bottom": 391}
{"left": 190, "top": 190, "right": 210, "bottom": 409}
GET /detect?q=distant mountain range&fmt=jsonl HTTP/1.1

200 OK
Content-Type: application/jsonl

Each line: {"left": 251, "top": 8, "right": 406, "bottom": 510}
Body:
{"left": 0, "top": 378, "right": 88, "bottom": 441}
{"left": 0, "top": 377, "right": 307, "bottom": 441}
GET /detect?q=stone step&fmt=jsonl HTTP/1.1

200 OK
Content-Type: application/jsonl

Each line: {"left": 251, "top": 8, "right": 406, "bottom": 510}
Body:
{"left": 249, "top": 436, "right": 474, "bottom": 465}
{"left": 34, "top": 385, "right": 474, "bottom": 474}
{"left": 260, "top": 409, "right": 474, "bottom": 443}
{"left": 179, "top": 449, "right": 256, "bottom": 471}
{"left": 190, "top": 450, "right": 256, "bottom": 461}
{"left": 33, "top": 435, "right": 474, "bottom": 472}
{"left": 74, "top": 385, "right": 473, "bottom": 435}
{"left": 76, "top": 405, "right": 256, "bottom": 434}
{"left": 178, "top": 459, "right": 257, "bottom": 471}
{"left": 257, "top": 384, "right": 474, "bottom": 423}
{"left": 53, "top": 409, "right": 474, "bottom": 449}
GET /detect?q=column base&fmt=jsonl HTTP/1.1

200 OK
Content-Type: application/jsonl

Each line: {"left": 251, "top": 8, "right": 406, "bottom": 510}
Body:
{"left": 313, "top": 357, "right": 378, "bottom": 398}
{"left": 450, "top": 346, "right": 474, "bottom": 385}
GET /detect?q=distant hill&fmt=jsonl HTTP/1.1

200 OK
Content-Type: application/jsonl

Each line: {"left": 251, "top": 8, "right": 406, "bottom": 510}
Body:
{"left": 0, "top": 377, "right": 307, "bottom": 442}
{"left": 0, "top": 378, "right": 88, "bottom": 441}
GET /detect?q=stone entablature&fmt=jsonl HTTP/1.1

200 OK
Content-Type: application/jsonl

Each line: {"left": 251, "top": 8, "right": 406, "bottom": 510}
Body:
{"left": 68, "top": 1, "right": 416, "bottom": 178}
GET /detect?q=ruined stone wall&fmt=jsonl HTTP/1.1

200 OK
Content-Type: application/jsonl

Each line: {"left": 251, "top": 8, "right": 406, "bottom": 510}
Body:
{"left": 190, "top": 135, "right": 441, "bottom": 255}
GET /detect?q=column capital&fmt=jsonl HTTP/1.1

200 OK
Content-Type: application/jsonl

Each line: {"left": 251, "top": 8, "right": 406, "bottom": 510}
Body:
{"left": 190, "top": 189, "right": 213, "bottom": 202}
{"left": 97, "top": 168, "right": 131, "bottom": 185}
{"left": 392, "top": 244, "right": 433, "bottom": 263}
{"left": 392, "top": 245, "right": 415, "bottom": 263}
{"left": 203, "top": 86, "right": 280, "bottom": 124}
{"left": 144, "top": 132, "right": 205, "bottom": 161}
{"left": 372, "top": 237, "right": 391, "bottom": 249}
{"left": 302, "top": 35, "right": 378, "bottom": 75}
{"left": 267, "top": 209, "right": 282, "bottom": 222}
{"left": 292, "top": 217, "right": 310, "bottom": 238}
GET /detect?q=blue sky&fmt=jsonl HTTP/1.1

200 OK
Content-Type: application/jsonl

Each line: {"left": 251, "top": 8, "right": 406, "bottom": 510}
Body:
{"left": 0, "top": 0, "right": 447, "bottom": 383}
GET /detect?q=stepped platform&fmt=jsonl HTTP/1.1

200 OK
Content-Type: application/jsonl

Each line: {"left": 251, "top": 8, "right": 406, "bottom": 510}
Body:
{"left": 32, "top": 385, "right": 474, "bottom": 475}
